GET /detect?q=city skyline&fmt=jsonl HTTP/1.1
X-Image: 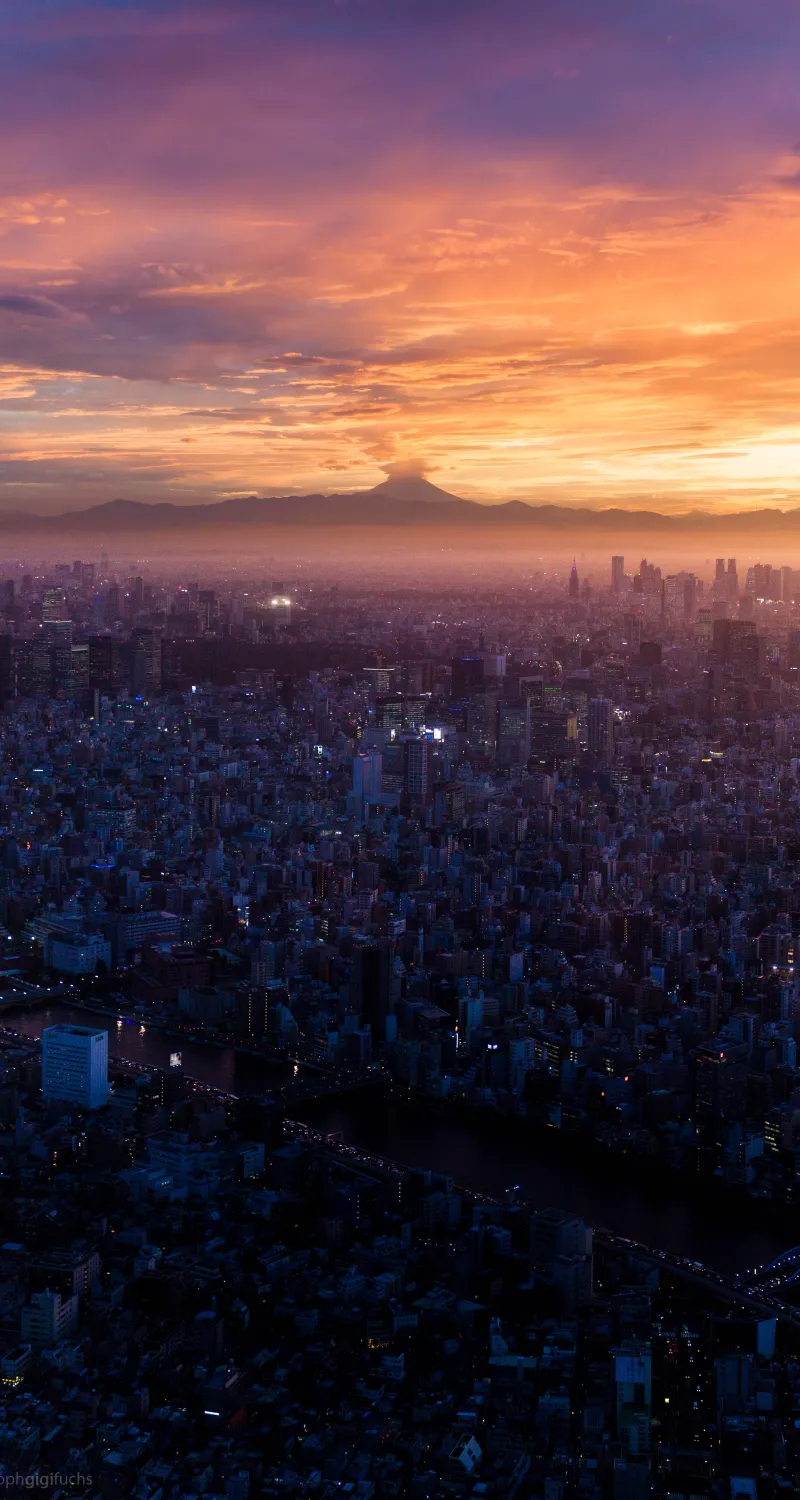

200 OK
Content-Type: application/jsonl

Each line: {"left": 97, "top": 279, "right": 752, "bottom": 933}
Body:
{"left": 3, "top": 2, "right": 800, "bottom": 513}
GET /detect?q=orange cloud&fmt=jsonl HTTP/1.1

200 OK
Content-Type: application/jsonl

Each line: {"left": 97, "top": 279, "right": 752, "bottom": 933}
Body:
{"left": 2, "top": 1, "right": 800, "bottom": 511}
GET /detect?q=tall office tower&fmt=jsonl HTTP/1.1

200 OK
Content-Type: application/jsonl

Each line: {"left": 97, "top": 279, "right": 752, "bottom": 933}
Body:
{"left": 131, "top": 626, "right": 163, "bottom": 696}
{"left": 197, "top": 588, "right": 217, "bottom": 631}
{"left": 693, "top": 1040, "right": 748, "bottom": 1121}
{"left": 0, "top": 635, "right": 13, "bottom": 705}
{"left": 151, "top": 1065, "right": 186, "bottom": 1110}
{"left": 42, "top": 587, "right": 67, "bottom": 622}
{"left": 466, "top": 687, "right": 498, "bottom": 752}
{"left": 517, "top": 675, "right": 544, "bottom": 710}
{"left": 496, "top": 698, "right": 531, "bottom": 767}
{"left": 353, "top": 751, "right": 383, "bottom": 809}
{"left": 482, "top": 653, "right": 506, "bottom": 681}
{"left": 129, "top": 575, "right": 144, "bottom": 615}
{"left": 752, "top": 562, "right": 779, "bottom": 600}
{"left": 611, "top": 556, "right": 625, "bottom": 593}
{"left": 40, "top": 620, "right": 74, "bottom": 699}
{"left": 663, "top": 572, "right": 697, "bottom": 618}
{"left": 403, "top": 737, "right": 432, "bottom": 803}
{"left": 42, "top": 1025, "right": 108, "bottom": 1110}
{"left": 88, "top": 636, "right": 123, "bottom": 693}
{"left": 270, "top": 595, "right": 292, "bottom": 627}
{"left": 104, "top": 584, "right": 121, "bottom": 624}
{"left": 569, "top": 560, "right": 579, "bottom": 598}
{"left": 727, "top": 558, "right": 738, "bottom": 599}
{"left": 639, "top": 641, "right": 662, "bottom": 667}
{"left": 234, "top": 985, "right": 269, "bottom": 1042}
{"left": 587, "top": 697, "right": 615, "bottom": 761}
{"left": 374, "top": 694, "right": 406, "bottom": 732}
{"left": 350, "top": 941, "right": 392, "bottom": 1038}
{"left": 713, "top": 618, "right": 759, "bottom": 678}
{"left": 451, "top": 656, "right": 484, "bottom": 696}
{"left": 622, "top": 615, "right": 641, "bottom": 651}
{"left": 11, "top": 620, "right": 76, "bottom": 699}
{"left": 402, "top": 658, "right": 435, "bottom": 693}
{"left": 612, "top": 1343, "right": 652, "bottom": 1456}
{"left": 637, "top": 559, "right": 662, "bottom": 595}
{"left": 70, "top": 643, "right": 90, "bottom": 696}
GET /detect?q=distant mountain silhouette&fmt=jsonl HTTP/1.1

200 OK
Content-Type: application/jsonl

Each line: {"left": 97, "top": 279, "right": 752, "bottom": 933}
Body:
{"left": 368, "top": 475, "right": 462, "bottom": 504}
{"left": 1, "top": 487, "right": 800, "bottom": 534}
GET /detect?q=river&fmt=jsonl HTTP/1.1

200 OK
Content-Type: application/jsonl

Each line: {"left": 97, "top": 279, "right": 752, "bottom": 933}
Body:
{"left": 6, "top": 1003, "right": 796, "bottom": 1275}
{"left": 3, "top": 1003, "right": 294, "bottom": 1096}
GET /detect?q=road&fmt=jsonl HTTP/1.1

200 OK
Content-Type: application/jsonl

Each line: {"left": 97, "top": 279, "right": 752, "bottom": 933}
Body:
{"left": 591, "top": 1230, "right": 800, "bottom": 1329}
{"left": 285, "top": 1117, "right": 800, "bottom": 1330}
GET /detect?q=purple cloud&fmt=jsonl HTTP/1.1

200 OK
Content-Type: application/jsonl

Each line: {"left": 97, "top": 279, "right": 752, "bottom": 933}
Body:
{"left": 0, "top": 294, "right": 65, "bottom": 318}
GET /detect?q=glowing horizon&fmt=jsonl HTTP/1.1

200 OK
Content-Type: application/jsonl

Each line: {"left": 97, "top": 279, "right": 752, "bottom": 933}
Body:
{"left": 4, "top": 1, "right": 800, "bottom": 514}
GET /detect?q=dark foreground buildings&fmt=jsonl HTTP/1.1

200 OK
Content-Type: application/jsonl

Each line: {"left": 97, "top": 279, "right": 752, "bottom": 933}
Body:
{"left": 0, "top": 551, "right": 799, "bottom": 1491}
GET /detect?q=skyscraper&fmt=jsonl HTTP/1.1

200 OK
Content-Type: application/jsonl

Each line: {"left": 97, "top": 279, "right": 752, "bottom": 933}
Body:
{"left": 234, "top": 986, "right": 270, "bottom": 1042}
{"left": 42, "top": 1025, "right": 108, "bottom": 1110}
{"left": 42, "top": 620, "right": 73, "bottom": 698}
{"left": 587, "top": 698, "right": 615, "bottom": 762}
{"left": 403, "top": 737, "right": 432, "bottom": 803}
{"left": 451, "top": 657, "right": 484, "bottom": 696}
{"left": 693, "top": 1041, "right": 748, "bottom": 1121}
{"left": 42, "top": 587, "right": 67, "bottom": 623}
{"left": 353, "top": 751, "right": 383, "bottom": 803}
{"left": 611, "top": 556, "right": 625, "bottom": 593}
{"left": 350, "top": 941, "right": 392, "bottom": 1038}
{"left": 496, "top": 698, "right": 531, "bottom": 767}
{"left": 569, "top": 561, "right": 579, "bottom": 598}
{"left": 131, "top": 626, "right": 163, "bottom": 696}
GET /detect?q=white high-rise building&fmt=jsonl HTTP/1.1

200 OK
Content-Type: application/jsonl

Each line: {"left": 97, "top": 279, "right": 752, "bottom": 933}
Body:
{"left": 42, "top": 1024, "right": 108, "bottom": 1110}
{"left": 21, "top": 1290, "right": 79, "bottom": 1346}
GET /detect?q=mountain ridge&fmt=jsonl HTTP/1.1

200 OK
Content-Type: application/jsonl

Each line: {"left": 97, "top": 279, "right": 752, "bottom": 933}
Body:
{"left": 2, "top": 483, "right": 800, "bottom": 533}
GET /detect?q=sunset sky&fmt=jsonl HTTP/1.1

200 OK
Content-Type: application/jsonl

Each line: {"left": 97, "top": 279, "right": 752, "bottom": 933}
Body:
{"left": 3, "top": 0, "right": 800, "bottom": 512}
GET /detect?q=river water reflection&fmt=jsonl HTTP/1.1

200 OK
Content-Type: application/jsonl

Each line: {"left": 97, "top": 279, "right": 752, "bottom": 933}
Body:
{"left": 4, "top": 1004, "right": 294, "bottom": 1096}
{"left": 7, "top": 1003, "right": 796, "bottom": 1275}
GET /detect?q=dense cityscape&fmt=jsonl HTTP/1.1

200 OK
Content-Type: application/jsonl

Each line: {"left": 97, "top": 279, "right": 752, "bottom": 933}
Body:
{"left": 0, "top": 550, "right": 798, "bottom": 1496}
{"left": 7, "top": 0, "right": 800, "bottom": 1491}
